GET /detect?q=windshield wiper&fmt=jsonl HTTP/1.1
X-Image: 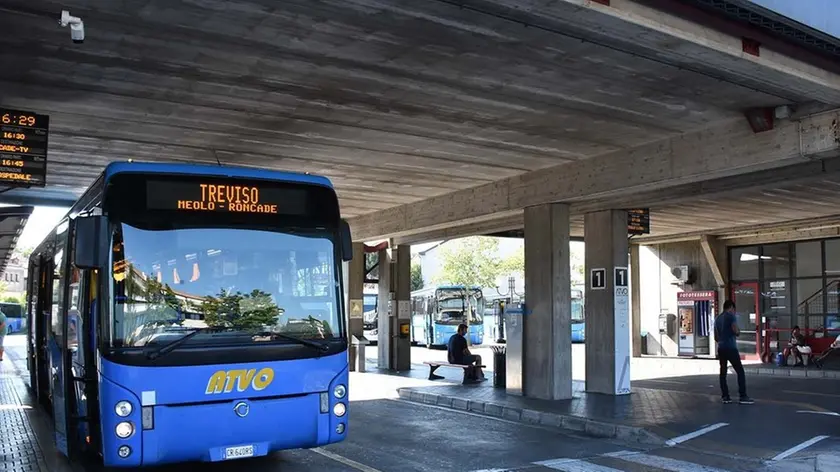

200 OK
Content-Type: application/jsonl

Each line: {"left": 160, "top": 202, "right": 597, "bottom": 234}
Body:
{"left": 269, "top": 332, "right": 330, "bottom": 353}
{"left": 143, "top": 327, "right": 220, "bottom": 360}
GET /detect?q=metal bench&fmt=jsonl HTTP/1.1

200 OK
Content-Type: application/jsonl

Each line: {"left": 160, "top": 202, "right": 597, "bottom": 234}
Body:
{"left": 423, "top": 360, "right": 486, "bottom": 384}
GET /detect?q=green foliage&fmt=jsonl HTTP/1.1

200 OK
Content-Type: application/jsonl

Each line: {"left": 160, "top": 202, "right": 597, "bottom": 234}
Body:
{"left": 2, "top": 295, "right": 23, "bottom": 306}
{"left": 201, "top": 289, "right": 281, "bottom": 330}
{"left": 449, "top": 240, "right": 584, "bottom": 285}
{"left": 410, "top": 262, "right": 423, "bottom": 291}
{"left": 436, "top": 237, "right": 503, "bottom": 289}
{"left": 500, "top": 246, "right": 524, "bottom": 276}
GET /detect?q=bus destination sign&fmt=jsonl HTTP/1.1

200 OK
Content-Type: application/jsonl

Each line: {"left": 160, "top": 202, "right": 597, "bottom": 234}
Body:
{"left": 146, "top": 180, "right": 308, "bottom": 216}
{"left": 627, "top": 208, "right": 650, "bottom": 235}
{"left": 0, "top": 108, "right": 48, "bottom": 187}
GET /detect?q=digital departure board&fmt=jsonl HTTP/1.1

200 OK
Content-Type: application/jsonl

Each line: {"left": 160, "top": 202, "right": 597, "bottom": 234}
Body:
{"left": 145, "top": 180, "right": 308, "bottom": 215}
{"left": 0, "top": 108, "right": 48, "bottom": 187}
{"left": 627, "top": 208, "right": 650, "bottom": 235}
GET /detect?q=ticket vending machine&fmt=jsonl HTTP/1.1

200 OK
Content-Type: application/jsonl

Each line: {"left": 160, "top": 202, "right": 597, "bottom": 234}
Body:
{"left": 677, "top": 291, "right": 717, "bottom": 356}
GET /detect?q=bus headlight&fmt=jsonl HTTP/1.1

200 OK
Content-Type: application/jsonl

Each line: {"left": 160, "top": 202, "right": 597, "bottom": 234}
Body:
{"left": 118, "top": 445, "right": 131, "bottom": 458}
{"left": 115, "top": 401, "right": 133, "bottom": 417}
{"left": 333, "top": 402, "right": 346, "bottom": 417}
{"left": 333, "top": 384, "right": 346, "bottom": 399}
{"left": 115, "top": 422, "right": 134, "bottom": 439}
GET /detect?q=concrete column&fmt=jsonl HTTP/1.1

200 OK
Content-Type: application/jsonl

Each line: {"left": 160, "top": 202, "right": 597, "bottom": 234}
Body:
{"left": 630, "top": 244, "right": 642, "bottom": 358}
{"left": 377, "top": 247, "right": 392, "bottom": 369}
{"left": 346, "top": 242, "right": 365, "bottom": 372}
{"left": 522, "top": 203, "right": 572, "bottom": 400}
{"left": 584, "top": 210, "right": 631, "bottom": 396}
{"left": 392, "top": 243, "right": 411, "bottom": 371}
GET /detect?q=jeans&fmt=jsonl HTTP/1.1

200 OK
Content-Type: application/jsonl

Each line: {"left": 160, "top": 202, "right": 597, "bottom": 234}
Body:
{"left": 718, "top": 347, "right": 747, "bottom": 398}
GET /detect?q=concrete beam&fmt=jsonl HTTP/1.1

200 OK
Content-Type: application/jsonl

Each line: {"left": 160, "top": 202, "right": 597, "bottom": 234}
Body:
{"left": 699, "top": 235, "right": 728, "bottom": 288}
{"left": 457, "top": 0, "right": 840, "bottom": 103}
{"left": 350, "top": 111, "right": 840, "bottom": 241}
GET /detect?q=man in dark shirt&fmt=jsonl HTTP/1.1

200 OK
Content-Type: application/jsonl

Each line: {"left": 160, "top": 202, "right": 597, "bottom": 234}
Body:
{"left": 447, "top": 324, "right": 485, "bottom": 381}
{"left": 714, "top": 300, "right": 753, "bottom": 404}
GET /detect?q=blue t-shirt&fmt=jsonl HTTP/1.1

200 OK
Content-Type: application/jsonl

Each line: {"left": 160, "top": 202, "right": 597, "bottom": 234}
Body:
{"left": 447, "top": 333, "right": 467, "bottom": 364}
{"left": 714, "top": 311, "right": 738, "bottom": 350}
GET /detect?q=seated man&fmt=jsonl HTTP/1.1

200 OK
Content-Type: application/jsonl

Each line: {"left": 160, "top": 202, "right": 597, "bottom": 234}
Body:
{"left": 447, "top": 323, "right": 486, "bottom": 381}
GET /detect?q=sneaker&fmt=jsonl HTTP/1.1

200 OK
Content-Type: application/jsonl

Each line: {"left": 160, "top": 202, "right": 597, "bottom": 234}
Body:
{"left": 739, "top": 396, "right": 755, "bottom": 405}
{"left": 722, "top": 396, "right": 732, "bottom": 404}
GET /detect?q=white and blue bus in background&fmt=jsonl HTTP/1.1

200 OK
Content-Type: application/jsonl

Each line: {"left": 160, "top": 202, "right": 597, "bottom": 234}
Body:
{"left": 571, "top": 288, "right": 585, "bottom": 343}
{"left": 1, "top": 302, "right": 25, "bottom": 334}
{"left": 361, "top": 286, "right": 378, "bottom": 344}
{"left": 410, "top": 285, "right": 484, "bottom": 348}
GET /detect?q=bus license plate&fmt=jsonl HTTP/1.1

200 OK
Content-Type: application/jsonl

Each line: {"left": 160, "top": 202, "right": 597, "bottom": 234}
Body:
{"left": 224, "top": 445, "right": 254, "bottom": 459}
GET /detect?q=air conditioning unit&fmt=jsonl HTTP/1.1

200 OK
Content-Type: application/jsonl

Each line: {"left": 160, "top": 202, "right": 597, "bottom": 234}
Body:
{"left": 671, "top": 265, "right": 691, "bottom": 284}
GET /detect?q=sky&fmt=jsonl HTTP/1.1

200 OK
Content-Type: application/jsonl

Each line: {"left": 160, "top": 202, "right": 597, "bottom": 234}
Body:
{"left": 14, "top": 206, "right": 69, "bottom": 251}
{"left": 747, "top": 0, "right": 840, "bottom": 39}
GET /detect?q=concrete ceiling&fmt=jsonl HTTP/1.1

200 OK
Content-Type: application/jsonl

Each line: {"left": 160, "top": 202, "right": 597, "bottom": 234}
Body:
{"left": 0, "top": 207, "right": 34, "bottom": 275}
{"left": 0, "top": 0, "right": 838, "bottom": 242}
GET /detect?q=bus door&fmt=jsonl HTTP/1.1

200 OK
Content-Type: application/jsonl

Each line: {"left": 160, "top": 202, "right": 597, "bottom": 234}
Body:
{"left": 26, "top": 259, "right": 41, "bottom": 398}
{"left": 425, "top": 296, "right": 435, "bottom": 346}
{"left": 68, "top": 267, "right": 99, "bottom": 455}
{"left": 47, "top": 222, "right": 79, "bottom": 459}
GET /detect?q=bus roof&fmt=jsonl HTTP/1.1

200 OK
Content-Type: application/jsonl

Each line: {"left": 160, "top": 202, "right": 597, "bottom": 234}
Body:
{"left": 103, "top": 161, "right": 335, "bottom": 189}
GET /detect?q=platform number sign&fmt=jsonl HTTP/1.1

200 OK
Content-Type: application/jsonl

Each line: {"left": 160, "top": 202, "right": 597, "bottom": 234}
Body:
{"left": 590, "top": 268, "right": 606, "bottom": 290}
{"left": 615, "top": 267, "right": 628, "bottom": 287}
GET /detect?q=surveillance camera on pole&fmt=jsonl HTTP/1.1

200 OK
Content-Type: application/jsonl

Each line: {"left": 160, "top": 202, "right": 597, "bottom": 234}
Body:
{"left": 59, "top": 10, "right": 84, "bottom": 44}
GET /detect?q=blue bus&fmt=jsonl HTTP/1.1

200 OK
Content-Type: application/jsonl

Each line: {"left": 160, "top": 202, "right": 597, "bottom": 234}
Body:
{"left": 1, "top": 302, "right": 25, "bottom": 333}
{"left": 25, "top": 162, "right": 353, "bottom": 468}
{"left": 571, "top": 289, "right": 585, "bottom": 343}
{"left": 362, "top": 289, "right": 378, "bottom": 344}
{"left": 410, "top": 285, "right": 484, "bottom": 347}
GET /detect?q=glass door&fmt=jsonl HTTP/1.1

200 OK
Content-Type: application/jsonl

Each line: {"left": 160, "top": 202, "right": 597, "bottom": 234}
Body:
{"left": 731, "top": 282, "right": 761, "bottom": 359}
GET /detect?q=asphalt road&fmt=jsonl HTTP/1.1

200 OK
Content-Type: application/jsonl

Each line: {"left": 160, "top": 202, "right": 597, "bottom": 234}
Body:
{"left": 5, "top": 335, "right": 835, "bottom": 472}
{"left": 120, "top": 396, "right": 773, "bottom": 472}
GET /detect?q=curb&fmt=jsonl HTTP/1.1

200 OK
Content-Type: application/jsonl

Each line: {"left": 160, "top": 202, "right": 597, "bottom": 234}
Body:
{"left": 397, "top": 388, "right": 665, "bottom": 446}
{"left": 743, "top": 366, "right": 840, "bottom": 379}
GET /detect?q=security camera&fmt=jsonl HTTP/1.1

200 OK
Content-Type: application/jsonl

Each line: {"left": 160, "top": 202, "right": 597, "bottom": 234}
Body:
{"left": 59, "top": 10, "right": 84, "bottom": 44}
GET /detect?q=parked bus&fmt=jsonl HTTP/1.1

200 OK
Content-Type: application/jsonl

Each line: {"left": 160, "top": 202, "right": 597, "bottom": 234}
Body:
{"left": 410, "top": 285, "right": 484, "bottom": 347}
{"left": 1, "top": 301, "right": 25, "bottom": 334}
{"left": 25, "top": 162, "right": 353, "bottom": 468}
{"left": 571, "top": 288, "right": 585, "bottom": 342}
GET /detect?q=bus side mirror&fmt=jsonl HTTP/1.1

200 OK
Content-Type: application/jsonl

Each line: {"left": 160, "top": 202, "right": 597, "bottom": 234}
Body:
{"left": 340, "top": 219, "right": 353, "bottom": 262}
{"left": 74, "top": 216, "right": 108, "bottom": 269}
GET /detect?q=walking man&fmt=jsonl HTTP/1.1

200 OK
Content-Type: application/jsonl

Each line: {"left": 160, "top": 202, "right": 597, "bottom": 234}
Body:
{"left": 714, "top": 300, "right": 754, "bottom": 404}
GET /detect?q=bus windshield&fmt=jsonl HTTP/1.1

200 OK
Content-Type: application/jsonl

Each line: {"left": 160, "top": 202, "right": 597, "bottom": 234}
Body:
{"left": 434, "top": 288, "right": 483, "bottom": 324}
{"left": 111, "top": 223, "right": 343, "bottom": 350}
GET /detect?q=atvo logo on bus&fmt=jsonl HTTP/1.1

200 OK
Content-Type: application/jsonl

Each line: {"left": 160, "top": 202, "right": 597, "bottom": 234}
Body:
{"left": 205, "top": 367, "right": 275, "bottom": 394}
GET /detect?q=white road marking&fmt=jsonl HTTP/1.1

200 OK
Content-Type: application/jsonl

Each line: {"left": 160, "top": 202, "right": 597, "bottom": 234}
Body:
{"left": 796, "top": 410, "right": 840, "bottom": 417}
{"left": 533, "top": 457, "right": 622, "bottom": 471}
{"left": 770, "top": 435, "right": 830, "bottom": 461}
{"left": 611, "top": 451, "right": 731, "bottom": 472}
{"left": 310, "top": 447, "right": 384, "bottom": 472}
{"left": 665, "top": 423, "right": 728, "bottom": 446}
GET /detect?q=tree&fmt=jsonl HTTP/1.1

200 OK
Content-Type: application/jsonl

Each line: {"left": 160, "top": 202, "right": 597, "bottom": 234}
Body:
{"left": 435, "top": 237, "right": 503, "bottom": 288}
{"left": 200, "top": 288, "right": 281, "bottom": 330}
{"left": 490, "top": 241, "right": 585, "bottom": 285}
{"left": 500, "top": 246, "right": 524, "bottom": 276}
{"left": 410, "top": 262, "right": 423, "bottom": 291}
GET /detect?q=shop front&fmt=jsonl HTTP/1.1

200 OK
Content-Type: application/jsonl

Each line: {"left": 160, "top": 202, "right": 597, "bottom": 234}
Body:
{"left": 729, "top": 239, "right": 840, "bottom": 360}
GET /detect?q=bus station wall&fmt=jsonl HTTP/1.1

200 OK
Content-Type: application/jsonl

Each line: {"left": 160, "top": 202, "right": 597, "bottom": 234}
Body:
{"left": 636, "top": 241, "right": 718, "bottom": 357}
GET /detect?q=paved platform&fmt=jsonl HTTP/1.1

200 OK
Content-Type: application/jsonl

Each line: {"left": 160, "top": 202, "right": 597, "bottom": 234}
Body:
{"left": 744, "top": 363, "right": 840, "bottom": 380}
{"left": 398, "top": 364, "right": 840, "bottom": 465}
{"left": 1, "top": 336, "right": 74, "bottom": 472}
